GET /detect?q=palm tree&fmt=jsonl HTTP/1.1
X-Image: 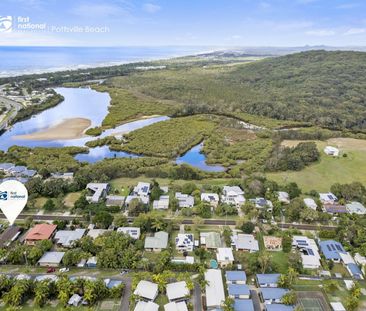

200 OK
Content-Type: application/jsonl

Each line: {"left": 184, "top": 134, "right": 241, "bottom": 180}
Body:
{"left": 34, "top": 280, "right": 50, "bottom": 307}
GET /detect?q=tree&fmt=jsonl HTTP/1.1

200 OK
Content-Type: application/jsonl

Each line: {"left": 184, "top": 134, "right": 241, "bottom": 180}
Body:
{"left": 281, "top": 291, "right": 297, "bottom": 305}
{"left": 242, "top": 222, "right": 255, "bottom": 234}
{"left": 222, "top": 227, "right": 232, "bottom": 247}
{"left": 300, "top": 208, "right": 318, "bottom": 223}
{"left": 282, "top": 234, "right": 292, "bottom": 253}
{"left": 182, "top": 182, "right": 197, "bottom": 195}
{"left": 278, "top": 268, "right": 298, "bottom": 288}
{"left": 83, "top": 279, "right": 108, "bottom": 305}
{"left": 258, "top": 251, "right": 271, "bottom": 273}
{"left": 285, "top": 182, "right": 301, "bottom": 199}
{"left": 113, "top": 214, "right": 128, "bottom": 227}
{"left": 93, "top": 211, "right": 113, "bottom": 229}
{"left": 128, "top": 198, "right": 146, "bottom": 216}
{"left": 34, "top": 280, "right": 52, "bottom": 307}
{"left": 74, "top": 194, "right": 89, "bottom": 210}
{"left": 223, "top": 297, "right": 234, "bottom": 311}
{"left": 43, "top": 198, "right": 55, "bottom": 211}
{"left": 150, "top": 180, "right": 163, "bottom": 201}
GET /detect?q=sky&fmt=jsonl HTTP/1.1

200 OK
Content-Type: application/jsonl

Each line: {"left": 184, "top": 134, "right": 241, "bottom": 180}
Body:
{"left": 0, "top": 0, "right": 365, "bottom": 46}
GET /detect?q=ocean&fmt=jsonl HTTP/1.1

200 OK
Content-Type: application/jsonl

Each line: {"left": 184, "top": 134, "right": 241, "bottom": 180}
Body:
{"left": 0, "top": 46, "right": 206, "bottom": 77}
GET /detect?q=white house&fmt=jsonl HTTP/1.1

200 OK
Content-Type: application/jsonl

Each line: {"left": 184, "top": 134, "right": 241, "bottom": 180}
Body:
{"left": 117, "top": 227, "right": 141, "bottom": 239}
{"left": 330, "top": 302, "right": 346, "bottom": 311}
{"left": 86, "top": 183, "right": 109, "bottom": 203}
{"left": 175, "top": 193, "right": 194, "bottom": 208}
{"left": 133, "top": 182, "right": 151, "bottom": 197}
{"left": 221, "top": 186, "right": 245, "bottom": 207}
{"left": 292, "top": 236, "right": 321, "bottom": 269}
{"left": 304, "top": 198, "right": 317, "bottom": 210}
{"left": 319, "top": 192, "right": 338, "bottom": 205}
{"left": 277, "top": 191, "right": 290, "bottom": 204}
{"left": 54, "top": 229, "right": 86, "bottom": 248}
{"left": 38, "top": 251, "right": 65, "bottom": 267}
{"left": 324, "top": 146, "right": 339, "bottom": 157}
{"left": 135, "top": 301, "right": 159, "bottom": 311}
{"left": 233, "top": 234, "right": 259, "bottom": 252}
{"left": 216, "top": 247, "right": 234, "bottom": 267}
{"left": 134, "top": 280, "right": 158, "bottom": 301}
{"left": 164, "top": 302, "right": 188, "bottom": 311}
{"left": 205, "top": 269, "right": 225, "bottom": 310}
{"left": 144, "top": 231, "right": 169, "bottom": 252}
{"left": 175, "top": 233, "right": 194, "bottom": 252}
{"left": 346, "top": 202, "right": 366, "bottom": 215}
{"left": 201, "top": 193, "right": 220, "bottom": 207}
{"left": 166, "top": 281, "right": 189, "bottom": 302}
{"left": 153, "top": 195, "right": 170, "bottom": 210}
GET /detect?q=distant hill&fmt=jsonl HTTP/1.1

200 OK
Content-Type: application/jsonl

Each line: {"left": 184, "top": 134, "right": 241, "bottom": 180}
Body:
{"left": 109, "top": 50, "right": 366, "bottom": 132}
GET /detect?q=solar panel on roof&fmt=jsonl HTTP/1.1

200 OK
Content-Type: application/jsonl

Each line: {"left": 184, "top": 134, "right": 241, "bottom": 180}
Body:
{"left": 331, "top": 244, "right": 336, "bottom": 251}
{"left": 307, "top": 249, "right": 314, "bottom": 256}
{"left": 327, "top": 245, "right": 332, "bottom": 251}
{"left": 335, "top": 245, "right": 343, "bottom": 251}
{"left": 328, "top": 195, "right": 333, "bottom": 199}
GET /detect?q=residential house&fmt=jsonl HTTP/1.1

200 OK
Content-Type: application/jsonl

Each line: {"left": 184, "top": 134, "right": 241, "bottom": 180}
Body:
{"left": 304, "top": 198, "right": 317, "bottom": 210}
{"left": 205, "top": 269, "right": 225, "bottom": 310}
{"left": 135, "top": 301, "right": 159, "bottom": 311}
{"left": 226, "top": 271, "right": 247, "bottom": 284}
{"left": 201, "top": 193, "right": 220, "bottom": 207}
{"left": 175, "top": 192, "right": 194, "bottom": 208}
{"left": 339, "top": 253, "right": 364, "bottom": 280}
{"left": 166, "top": 281, "right": 189, "bottom": 302}
{"left": 54, "top": 229, "right": 86, "bottom": 248}
{"left": 233, "top": 234, "right": 259, "bottom": 252}
{"left": 346, "top": 202, "right": 366, "bottom": 215}
{"left": 86, "top": 183, "right": 109, "bottom": 203}
{"left": 330, "top": 302, "right": 346, "bottom": 311}
{"left": 260, "top": 288, "right": 288, "bottom": 304}
{"left": 319, "top": 240, "right": 346, "bottom": 262}
{"left": 86, "top": 256, "right": 97, "bottom": 268}
{"left": 354, "top": 253, "right": 366, "bottom": 266}
{"left": 277, "top": 191, "right": 290, "bottom": 204}
{"left": 133, "top": 182, "right": 150, "bottom": 198}
{"left": 175, "top": 233, "right": 194, "bottom": 252}
{"left": 153, "top": 195, "right": 170, "bottom": 210}
{"left": 319, "top": 192, "right": 338, "bottom": 204}
{"left": 263, "top": 236, "right": 282, "bottom": 251}
{"left": 228, "top": 284, "right": 250, "bottom": 299}
{"left": 292, "top": 236, "right": 321, "bottom": 269}
{"left": 134, "top": 280, "right": 158, "bottom": 301}
{"left": 68, "top": 294, "right": 82, "bottom": 307}
{"left": 221, "top": 186, "right": 245, "bottom": 207}
{"left": 256, "top": 274, "right": 281, "bottom": 288}
{"left": 324, "top": 146, "right": 339, "bottom": 157}
{"left": 125, "top": 194, "right": 149, "bottom": 206}
{"left": 24, "top": 224, "right": 57, "bottom": 246}
{"left": 0, "top": 226, "right": 21, "bottom": 247}
{"left": 87, "top": 229, "right": 109, "bottom": 239}
{"left": 164, "top": 302, "right": 188, "bottom": 311}
{"left": 117, "top": 227, "right": 141, "bottom": 239}
{"left": 249, "top": 198, "right": 274, "bottom": 211}
{"left": 0, "top": 163, "right": 15, "bottom": 173}
{"left": 200, "top": 232, "right": 222, "bottom": 249}
{"left": 234, "top": 299, "right": 254, "bottom": 311}
{"left": 216, "top": 247, "right": 234, "bottom": 267}
{"left": 105, "top": 195, "right": 125, "bottom": 207}
{"left": 8, "top": 165, "right": 26, "bottom": 175}
{"left": 38, "top": 251, "right": 65, "bottom": 267}
{"left": 144, "top": 231, "right": 169, "bottom": 252}
{"left": 324, "top": 204, "right": 347, "bottom": 214}
{"left": 171, "top": 257, "right": 195, "bottom": 265}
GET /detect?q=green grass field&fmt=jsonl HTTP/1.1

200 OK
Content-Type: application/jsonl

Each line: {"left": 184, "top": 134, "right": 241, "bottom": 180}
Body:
{"left": 267, "top": 138, "right": 366, "bottom": 192}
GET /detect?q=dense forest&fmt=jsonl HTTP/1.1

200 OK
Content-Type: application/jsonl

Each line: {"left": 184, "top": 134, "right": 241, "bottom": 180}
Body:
{"left": 108, "top": 50, "right": 366, "bottom": 132}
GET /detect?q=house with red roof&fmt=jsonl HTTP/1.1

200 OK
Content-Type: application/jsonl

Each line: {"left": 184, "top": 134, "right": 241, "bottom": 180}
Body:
{"left": 24, "top": 224, "right": 57, "bottom": 246}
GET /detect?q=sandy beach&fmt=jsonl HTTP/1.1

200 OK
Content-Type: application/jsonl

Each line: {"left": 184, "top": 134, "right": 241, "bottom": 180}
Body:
{"left": 14, "top": 118, "right": 91, "bottom": 140}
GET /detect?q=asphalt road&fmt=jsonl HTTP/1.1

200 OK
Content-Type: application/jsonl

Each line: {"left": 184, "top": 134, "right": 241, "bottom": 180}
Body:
{"left": 0, "top": 213, "right": 336, "bottom": 231}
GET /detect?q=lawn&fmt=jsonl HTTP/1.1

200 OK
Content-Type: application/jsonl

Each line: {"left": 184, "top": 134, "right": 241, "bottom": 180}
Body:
{"left": 270, "top": 251, "right": 289, "bottom": 274}
{"left": 64, "top": 191, "right": 82, "bottom": 208}
{"left": 267, "top": 138, "right": 366, "bottom": 192}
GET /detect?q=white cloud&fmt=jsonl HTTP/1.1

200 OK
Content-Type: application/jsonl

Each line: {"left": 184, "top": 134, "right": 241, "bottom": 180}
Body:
{"left": 344, "top": 28, "right": 366, "bottom": 35}
{"left": 72, "top": 3, "right": 131, "bottom": 18}
{"left": 273, "top": 21, "right": 313, "bottom": 30}
{"left": 305, "top": 29, "right": 336, "bottom": 36}
{"left": 143, "top": 3, "right": 161, "bottom": 14}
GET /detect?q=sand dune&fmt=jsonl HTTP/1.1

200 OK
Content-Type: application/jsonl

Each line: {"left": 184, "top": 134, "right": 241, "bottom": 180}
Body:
{"left": 14, "top": 118, "right": 91, "bottom": 140}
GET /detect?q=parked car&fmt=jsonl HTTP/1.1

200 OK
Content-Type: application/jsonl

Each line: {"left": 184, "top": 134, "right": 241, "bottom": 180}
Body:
{"left": 59, "top": 267, "right": 69, "bottom": 273}
{"left": 47, "top": 267, "right": 56, "bottom": 273}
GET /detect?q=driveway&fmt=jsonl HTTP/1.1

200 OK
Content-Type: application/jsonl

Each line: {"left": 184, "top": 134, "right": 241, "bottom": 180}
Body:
{"left": 193, "top": 282, "right": 203, "bottom": 311}
{"left": 250, "top": 289, "right": 262, "bottom": 311}
{"left": 120, "top": 277, "right": 132, "bottom": 311}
